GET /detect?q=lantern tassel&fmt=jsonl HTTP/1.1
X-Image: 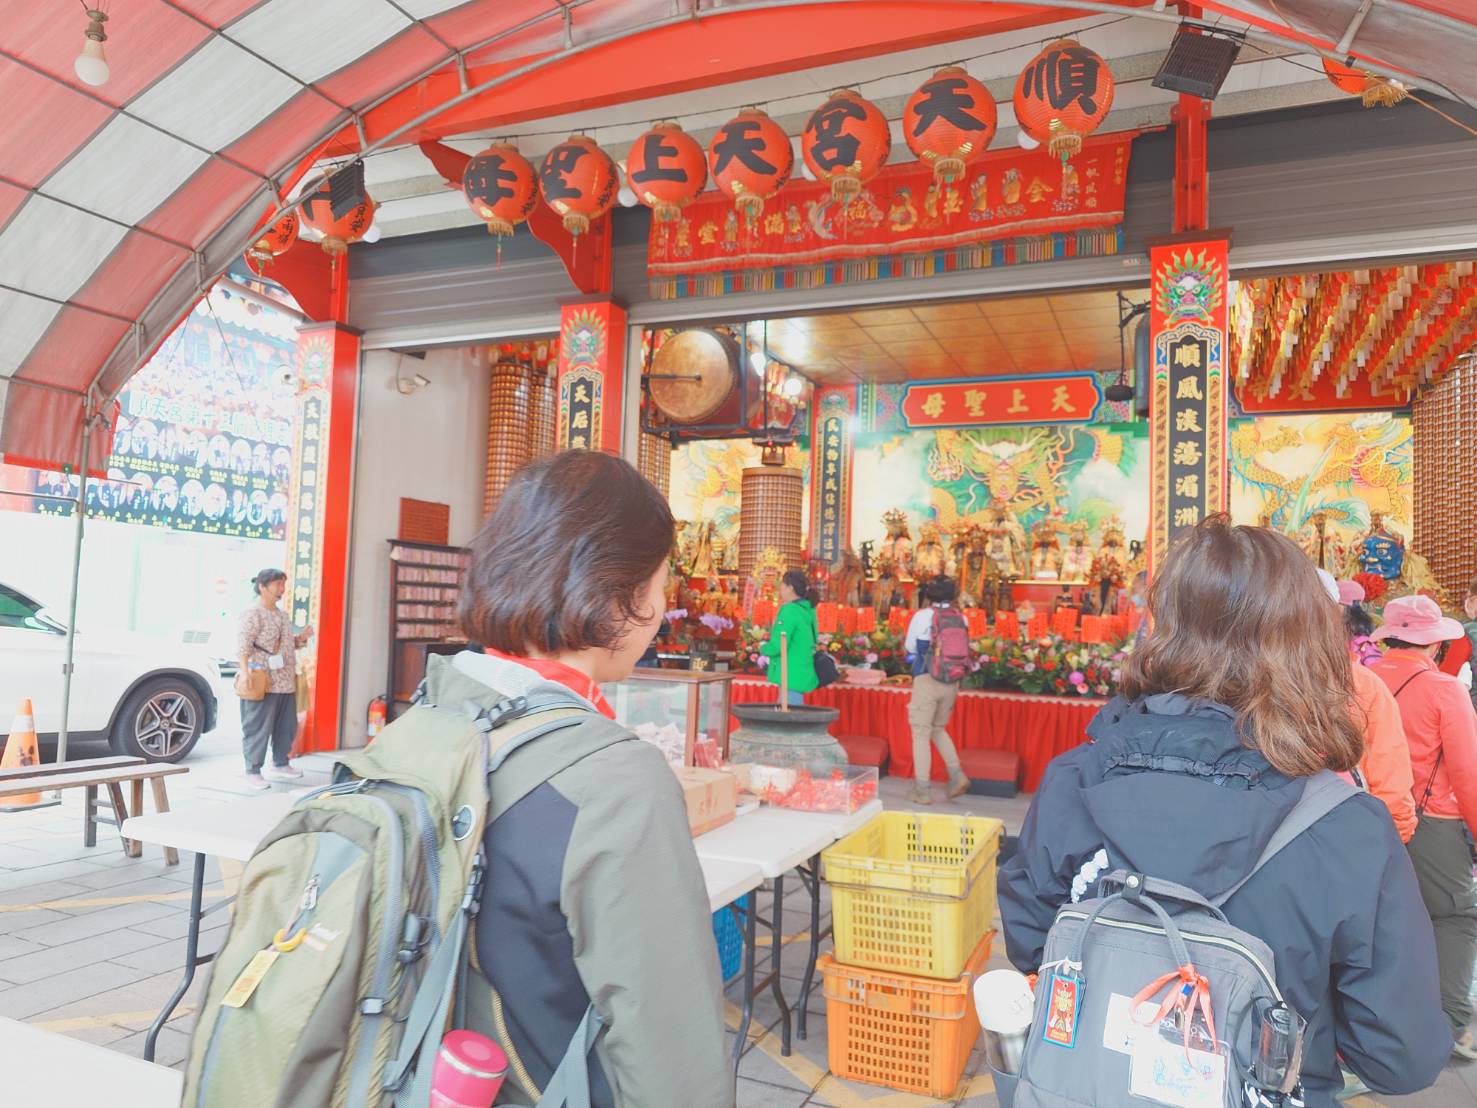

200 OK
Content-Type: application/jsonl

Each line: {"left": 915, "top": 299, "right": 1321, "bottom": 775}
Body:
{"left": 1047, "top": 122, "right": 1082, "bottom": 162}
{"left": 1362, "top": 75, "right": 1409, "bottom": 108}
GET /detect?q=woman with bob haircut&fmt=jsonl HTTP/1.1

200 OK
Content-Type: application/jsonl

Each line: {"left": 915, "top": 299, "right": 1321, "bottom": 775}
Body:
{"left": 447, "top": 451, "right": 731, "bottom": 1108}
{"left": 998, "top": 516, "right": 1449, "bottom": 1105}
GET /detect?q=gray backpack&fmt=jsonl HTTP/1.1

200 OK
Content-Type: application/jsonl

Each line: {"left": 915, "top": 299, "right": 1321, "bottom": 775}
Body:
{"left": 1007, "top": 771, "right": 1356, "bottom": 1108}
{"left": 183, "top": 657, "right": 627, "bottom": 1107}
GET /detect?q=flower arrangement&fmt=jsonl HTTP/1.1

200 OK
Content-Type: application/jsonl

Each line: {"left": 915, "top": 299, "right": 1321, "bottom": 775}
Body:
{"left": 965, "top": 634, "right": 1129, "bottom": 698}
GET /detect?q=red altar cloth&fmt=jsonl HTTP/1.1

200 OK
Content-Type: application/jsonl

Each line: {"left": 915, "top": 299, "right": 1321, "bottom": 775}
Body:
{"left": 731, "top": 678, "right": 1104, "bottom": 790}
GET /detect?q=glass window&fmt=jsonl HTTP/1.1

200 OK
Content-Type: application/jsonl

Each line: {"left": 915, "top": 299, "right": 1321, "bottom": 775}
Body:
{"left": 0, "top": 586, "right": 59, "bottom": 632}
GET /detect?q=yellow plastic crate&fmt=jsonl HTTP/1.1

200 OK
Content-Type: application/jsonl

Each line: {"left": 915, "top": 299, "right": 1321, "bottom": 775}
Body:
{"left": 823, "top": 812, "right": 1003, "bottom": 979}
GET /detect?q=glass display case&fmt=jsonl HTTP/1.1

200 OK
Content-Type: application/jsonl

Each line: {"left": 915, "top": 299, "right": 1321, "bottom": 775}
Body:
{"left": 601, "top": 670, "right": 735, "bottom": 766}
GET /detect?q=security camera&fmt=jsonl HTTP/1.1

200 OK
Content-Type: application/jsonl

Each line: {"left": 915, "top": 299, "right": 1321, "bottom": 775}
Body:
{"left": 396, "top": 371, "right": 431, "bottom": 395}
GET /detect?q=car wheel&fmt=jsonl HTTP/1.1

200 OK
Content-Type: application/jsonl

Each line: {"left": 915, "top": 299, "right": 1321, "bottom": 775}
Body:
{"left": 110, "top": 678, "right": 204, "bottom": 763}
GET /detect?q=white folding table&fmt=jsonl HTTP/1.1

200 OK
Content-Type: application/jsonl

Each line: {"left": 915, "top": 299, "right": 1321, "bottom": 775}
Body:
{"left": 2, "top": 1015, "right": 184, "bottom": 1107}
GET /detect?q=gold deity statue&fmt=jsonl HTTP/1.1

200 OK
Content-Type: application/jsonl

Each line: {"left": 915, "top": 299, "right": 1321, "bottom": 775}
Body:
{"left": 1029, "top": 517, "right": 1063, "bottom": 580}
{"left": 879, "top": 508, "right": 914, "bottom": 579}
{"left": 914, "top": 520, "right": 950, "bottom": 580}
{"left": 1059, "top": 519, "right": 1094, "bottom": 583}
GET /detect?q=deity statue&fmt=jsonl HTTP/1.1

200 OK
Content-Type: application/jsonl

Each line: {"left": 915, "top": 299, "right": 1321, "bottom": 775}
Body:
{"left": 1349, "top": 511, "right": 1405, "bottom": 581}
{"left": 1090, "top": 515, "right": 1130, "bottom": 614}
{"left": 879, "top": 509, "right": 914, "bottom": 578}
{"left": 873, "top": 556, "right": 903, "bottom": 617}
{"left": 982, "top": 500, "right": 1026, "bottom": 580}
{"left": 955, "top": 524, "right": 990, "bottom": 608}
{"left": 914, "top": 521, "right": 950, "bottom": 581}
{"left": 1297, "top": 510, "right": 1340, "bottom": 573}
{"left": 1029, "top": 518, "right": 1063, "bottom": 580}
{"left": 1059, "top": 519, "right": 1094, "bottom": 582}
{"left": 688, "top": 520, "right": 717, "bottom": 578}
{"left": 830, "top": 547, "right": 866, "bottom": 607}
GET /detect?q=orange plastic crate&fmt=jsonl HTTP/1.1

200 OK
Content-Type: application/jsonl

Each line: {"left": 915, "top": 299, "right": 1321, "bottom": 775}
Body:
{"left": 819, "top": 929, "right": 994, "bottom": 1098}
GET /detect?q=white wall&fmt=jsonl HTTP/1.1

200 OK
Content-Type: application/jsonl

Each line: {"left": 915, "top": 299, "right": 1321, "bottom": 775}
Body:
{"left": 340, "top": 346, "right": 489, "bottom": 746}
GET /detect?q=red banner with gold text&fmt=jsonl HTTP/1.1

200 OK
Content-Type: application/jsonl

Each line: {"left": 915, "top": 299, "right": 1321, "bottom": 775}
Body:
{"left": 648, "top": 132, "right": 1133, "bottom": 276}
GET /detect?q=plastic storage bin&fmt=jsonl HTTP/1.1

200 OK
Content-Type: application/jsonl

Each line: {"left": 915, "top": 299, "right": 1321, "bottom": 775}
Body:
{"left": 734, "top": 763, "right": 879, "bottom": 813}
{"left": 711, "top": 897, "right": 746, "bottom": 982}
{"left": 823, "top": 812, "right": 1003, "bottom": 979}
{"left": 819, "top": 928, "right": 995, "bottom": 1097}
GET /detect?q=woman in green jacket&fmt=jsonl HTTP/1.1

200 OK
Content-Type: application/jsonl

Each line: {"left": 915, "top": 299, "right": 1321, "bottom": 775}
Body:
{"left": 762, "top": 569, "right": 819, "bottom": 705}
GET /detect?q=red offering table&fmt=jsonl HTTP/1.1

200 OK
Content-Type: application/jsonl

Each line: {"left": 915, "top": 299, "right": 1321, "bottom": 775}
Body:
{"left": 730, "top": 678, "right": 1105, "bottom": 790}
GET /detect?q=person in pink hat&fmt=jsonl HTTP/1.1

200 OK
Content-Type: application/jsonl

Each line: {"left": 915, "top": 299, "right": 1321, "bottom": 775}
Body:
{"left": 1371, "top": 594, "right": 1477, "bottom": 1057}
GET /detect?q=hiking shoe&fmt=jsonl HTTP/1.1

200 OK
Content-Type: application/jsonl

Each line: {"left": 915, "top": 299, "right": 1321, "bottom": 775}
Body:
{"left": 946, "top": 773, "right": 971, "bottom": 799}
{"left": 242, "top": 773, "right": 271, "bottom": 791}
{"left": 1453, "top": 1030, "right": 1477, "bottom": 1060}
{"left": 908, "top": 785, "right": 934, "bottom": 805}
{"left": 265, "top": 763, "right": 304, "bottom": 780}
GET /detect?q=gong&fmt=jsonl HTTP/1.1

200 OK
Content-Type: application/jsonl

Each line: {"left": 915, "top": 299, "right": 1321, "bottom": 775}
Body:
{"left": 648, "top": 328, "right": 739, "bottom": 424}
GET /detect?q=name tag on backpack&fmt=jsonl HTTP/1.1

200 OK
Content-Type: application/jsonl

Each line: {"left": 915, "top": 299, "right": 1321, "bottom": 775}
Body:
{"left": 1128, "top": 1031, "right": 1226, "bottom": 1108}
{"left": 222, "top": 949, "right": 280, "bottom": 1008}
{"left": 1042, "top": 971, "right": 1083, "bottom": 1048}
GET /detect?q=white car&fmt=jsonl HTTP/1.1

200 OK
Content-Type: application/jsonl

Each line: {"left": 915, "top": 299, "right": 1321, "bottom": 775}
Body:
{"left": 0, "top": 581, "right": 221, "bottom": 763}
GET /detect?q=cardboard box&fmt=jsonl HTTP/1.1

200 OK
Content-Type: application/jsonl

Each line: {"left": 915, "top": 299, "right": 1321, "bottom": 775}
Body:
{"left": 672, "top": 766, "right": 737, "bottom": 837}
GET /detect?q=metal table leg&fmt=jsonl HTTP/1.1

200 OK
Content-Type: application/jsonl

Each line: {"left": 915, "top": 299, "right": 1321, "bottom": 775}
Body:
{"left": 731, "top": 894, "right": 757, "bottom": 1090}
{"left": 796, "top": 852, "right": 823, "bottom": 1041}
{"left": 769, "top": 873, "right": 792, "bottom": 1056}
{"left": 145, "top": 852, "right": 209, "bottom": 1061}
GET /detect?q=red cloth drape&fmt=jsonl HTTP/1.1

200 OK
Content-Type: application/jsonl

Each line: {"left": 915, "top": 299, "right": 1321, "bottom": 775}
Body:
{"left": 730, "top": 678, "right": 1102, "bottom": 790}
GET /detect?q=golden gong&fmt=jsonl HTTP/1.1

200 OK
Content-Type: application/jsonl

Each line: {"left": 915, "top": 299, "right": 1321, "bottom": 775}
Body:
{"left": 647, "top": 328, "right": 739, "bottom": 424}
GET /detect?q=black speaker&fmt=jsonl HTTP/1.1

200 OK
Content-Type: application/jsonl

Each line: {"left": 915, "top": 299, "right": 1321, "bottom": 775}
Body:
{"left": 1133, "top": 315, "right": 1152, "bottom": 417}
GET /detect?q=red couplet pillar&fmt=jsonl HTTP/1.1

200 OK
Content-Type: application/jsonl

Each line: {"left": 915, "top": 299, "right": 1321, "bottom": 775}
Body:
{"left": 286, "top": 319, "right": 360, "bottom": 752}
{"left": 555, "top": 299, "right": 627, "bottom": 454}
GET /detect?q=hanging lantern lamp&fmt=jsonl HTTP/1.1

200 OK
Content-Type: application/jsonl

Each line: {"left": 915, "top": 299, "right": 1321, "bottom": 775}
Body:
{"left": 246, "top": 212, "right": 299, "bottom": 266}
{"left": 800, "top": 89, "right": 891, "bottom": 199}
{"left": 1013, "top": 40, "right": 1115, "bottom": 160}
{"left": 538, "top": 135, "right": 617, "bottom": 236}
{"left": 299, "top": 187, "right": 376, "bottom": 256}
{"left": 624, "top": 123, "right": 707, "bottom": 223}
{"left": 1321, "top": 57, "right": 1409, "bottom": 107}
{"left": 462, "top": 143, "right": 539, "bottom": 237}
{"left": 903, "top": 66, "right": 997, "bottom": 184}
{"left": 708, "top": 107, "right": 793, "bottom": 220}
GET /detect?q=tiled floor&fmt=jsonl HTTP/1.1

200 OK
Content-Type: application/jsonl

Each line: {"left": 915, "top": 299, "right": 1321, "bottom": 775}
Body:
{"left": 2, "top": 717, "right": 1475, "bottom": 1106}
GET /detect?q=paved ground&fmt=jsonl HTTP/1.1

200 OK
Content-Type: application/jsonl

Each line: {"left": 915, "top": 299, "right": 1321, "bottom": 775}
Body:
{"left": 3, "top": 706, "right": 1476, "bottom": 1106}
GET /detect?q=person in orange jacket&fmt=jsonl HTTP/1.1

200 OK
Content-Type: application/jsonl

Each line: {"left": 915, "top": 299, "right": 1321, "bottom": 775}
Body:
{"left": 1320, "top": 571, "right": 1417, "bottom": 841}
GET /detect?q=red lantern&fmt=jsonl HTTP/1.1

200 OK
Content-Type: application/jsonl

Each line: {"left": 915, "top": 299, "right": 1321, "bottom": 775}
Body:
{"left": 246, "top": 211, "right": 298, "bottom": 266}
{"left": 462, "top": 143, "right": 538, "bottom": 237}
{"left": 624, "top": 122, "right": 707, "bottom": 223}
{"left": 903, "top": 66, "right": 997, "bottom": 184}
{"left": 801, "top": 89, "right": 891, "bottom": 200}
{"left": 300, "top": 186, "right": 376, "bottom": 256}
{"left": 1321, "top": 57, "right": 1408, "bottom": 107}
{"left": 708, "top": 107, "right": 793, "bottom": 220}
{"left": 539, "top": 135, "right": 617, "bottom": 236}
{"left": 1013, "top": 40, "right": 1114, "bottom": 160}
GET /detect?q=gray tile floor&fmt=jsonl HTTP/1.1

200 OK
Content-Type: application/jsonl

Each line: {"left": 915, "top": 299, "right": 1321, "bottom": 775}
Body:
{"left": 1, "top": 719, "right": 1474, "bottom": 1106}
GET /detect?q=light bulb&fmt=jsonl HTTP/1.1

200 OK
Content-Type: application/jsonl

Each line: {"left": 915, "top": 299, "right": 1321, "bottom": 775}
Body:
{"left": 74, "top": 37, "right": 109, "bottom": 87}
{"left": 617, "top": 186, "right": 638, "bottom": 208}
{"left": 1017, "top": 130, "right": 1040, "bottom": 151}
{"left": 362, "top": 222, "right": 382, "bottom": 243}
{"left": 782, "top": 375, "right": 803, "bottom": 398}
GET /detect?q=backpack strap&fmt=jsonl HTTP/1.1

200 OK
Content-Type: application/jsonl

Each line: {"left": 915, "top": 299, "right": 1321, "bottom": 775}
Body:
{"left": 535, "top": 1005, "right": 607, "bottom": 1108}
{"left": 1210, "top": 770, "right": 1357, "bottom": 909}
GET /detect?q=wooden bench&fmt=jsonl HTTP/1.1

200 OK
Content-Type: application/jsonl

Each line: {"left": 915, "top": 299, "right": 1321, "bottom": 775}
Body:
{"left": 0, "top": 756, "right": 189, "bottom": 864}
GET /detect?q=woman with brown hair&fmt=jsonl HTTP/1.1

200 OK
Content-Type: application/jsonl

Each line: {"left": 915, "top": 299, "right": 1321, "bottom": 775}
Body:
{"left": 998, "top": 517, "right": 1447, "bottom": 1105}
{"left": 449, "top": 451, "right": 731, "bottom": 1108}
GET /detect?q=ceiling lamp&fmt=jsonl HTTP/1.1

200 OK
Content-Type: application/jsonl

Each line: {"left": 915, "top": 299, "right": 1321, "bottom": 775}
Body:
{"left": 74, "top": 9, "right": 110, "bottom": 87}
{"left": 538, "top": 135, "right": 617, "bottom": 236}
{"left": 903, "top": 66, "right": 997, "bottom": 184}
{"left": 1152, "top": 24, "right": 1244, "bottom": 100}
{"left": 1014, "top": 40, "right": 1115, "bottom": 160}
{"left": 1322, "top": 57, "right": 1409, "bottom": 108}
{"left": 801, "top": 90, "right": 891, "bottom": 200}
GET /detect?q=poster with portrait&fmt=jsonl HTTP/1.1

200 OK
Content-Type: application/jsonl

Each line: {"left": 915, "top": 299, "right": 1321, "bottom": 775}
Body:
{"left": 28, "top": 283, "right": 299, "bottom": 540}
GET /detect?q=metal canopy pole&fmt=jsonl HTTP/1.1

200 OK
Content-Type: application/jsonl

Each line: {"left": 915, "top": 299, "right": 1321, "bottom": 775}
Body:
{"left": 55, "top": 397, "right": 93, "bottom": 769}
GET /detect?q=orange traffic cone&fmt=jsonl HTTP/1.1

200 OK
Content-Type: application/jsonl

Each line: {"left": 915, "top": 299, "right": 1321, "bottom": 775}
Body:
{"left": 0, "top": 698, "right": 45, "bottom": 810}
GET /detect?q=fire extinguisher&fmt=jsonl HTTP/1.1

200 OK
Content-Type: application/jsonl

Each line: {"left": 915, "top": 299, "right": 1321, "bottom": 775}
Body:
{"left": 367, "top": 695, "right": 387, "bottom": 740}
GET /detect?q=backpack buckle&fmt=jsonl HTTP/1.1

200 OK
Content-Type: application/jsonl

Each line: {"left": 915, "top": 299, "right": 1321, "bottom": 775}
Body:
{"left": 468, "top": 696, "right": 529, "bottom": 732}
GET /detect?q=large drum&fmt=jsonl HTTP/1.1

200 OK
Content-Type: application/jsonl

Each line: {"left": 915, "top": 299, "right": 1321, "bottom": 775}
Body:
{"left": 647, "top": 328, "right": 742, "bottom": 425}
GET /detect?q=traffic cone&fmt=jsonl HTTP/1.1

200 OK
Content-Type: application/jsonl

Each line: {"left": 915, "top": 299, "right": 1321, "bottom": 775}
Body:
{"left": 0, "top": 698, "right": 46, "bottom": 811}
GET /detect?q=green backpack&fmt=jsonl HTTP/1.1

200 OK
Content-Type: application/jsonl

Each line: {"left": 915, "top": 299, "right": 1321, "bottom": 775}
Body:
{"left": 182, "top": 656, "right": 629, "bottom": 1107}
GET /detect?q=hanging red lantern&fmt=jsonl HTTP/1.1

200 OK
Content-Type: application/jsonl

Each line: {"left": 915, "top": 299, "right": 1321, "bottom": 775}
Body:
{"left": 903, "top": 66, "right": 997, "bottom": 184}
{"left": 299, "top": 187, "right": 376, "bottom": 256}
{"left": 246, "top": 211, "right": 298, "bottom": 266}
{"left": 1321, "top": 57, "right": 1408, "bottom": 107}
{"left": 624, "top": 122, "right": 707, "bottom": 223}
{"left": 1013, "top": 39, "right": 1114, "bottom": 160}
{"left": 539, "top": 135, "right": 617, "bottom": 236}
{"left": 462, "top": 143, "right": 538, "bottom": 237}
{"left": 708, "top": 107, "right": 793, "bottom": 220}
{"left": 801, "top": 89, "right": 891, "bottom": 200}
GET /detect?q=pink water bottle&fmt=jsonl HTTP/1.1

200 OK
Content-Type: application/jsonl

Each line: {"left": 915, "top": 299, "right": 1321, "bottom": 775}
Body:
{"left": 430, "top": 1030, "right": 508, "bottom": 1108}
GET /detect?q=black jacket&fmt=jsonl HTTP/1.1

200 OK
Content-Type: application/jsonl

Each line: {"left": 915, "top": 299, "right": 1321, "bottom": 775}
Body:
{"left": 998, "top": 694, "right": 1450, "bottom": 1106}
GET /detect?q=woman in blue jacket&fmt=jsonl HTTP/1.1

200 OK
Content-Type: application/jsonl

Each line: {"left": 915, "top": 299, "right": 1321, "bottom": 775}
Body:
{"left": 998, "top": 517, "right": 1449, "bottom": 1106}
